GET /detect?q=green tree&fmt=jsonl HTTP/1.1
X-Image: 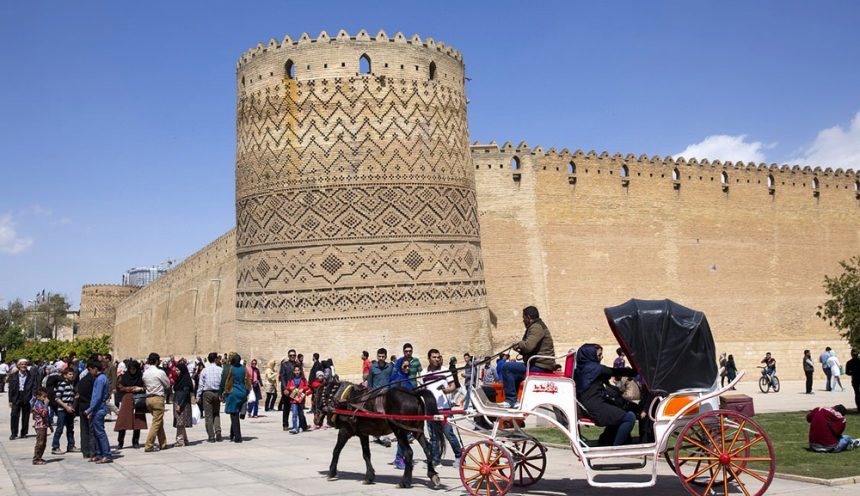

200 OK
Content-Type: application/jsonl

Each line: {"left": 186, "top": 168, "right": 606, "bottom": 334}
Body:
{"left": 37, "top": 293, "right": 71, "bottom": 340}
{"left": 817, "top": 255, "right": 860, "bottom": 349}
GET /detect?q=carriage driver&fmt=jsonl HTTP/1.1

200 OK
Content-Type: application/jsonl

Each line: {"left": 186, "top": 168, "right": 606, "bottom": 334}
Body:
{"left": 499, "top": 306, "right": 556, "bottom": 409}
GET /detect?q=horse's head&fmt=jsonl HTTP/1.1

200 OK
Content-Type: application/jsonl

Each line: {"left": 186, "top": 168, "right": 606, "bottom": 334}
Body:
{"left": 315, "top": 376, "right": 343, "bottom": 414}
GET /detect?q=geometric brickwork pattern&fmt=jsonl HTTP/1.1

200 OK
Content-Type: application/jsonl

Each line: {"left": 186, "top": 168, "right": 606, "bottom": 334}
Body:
{"left": 78, "top": 284, "right": 140, "bottom": 336}
{"left": 235, "top": 47, "right": 488, "bottom": 322}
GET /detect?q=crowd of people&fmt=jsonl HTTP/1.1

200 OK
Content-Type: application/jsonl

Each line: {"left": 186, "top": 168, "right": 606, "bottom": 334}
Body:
{"left": 3, "top": 305, "right": 860, "bottom": 468}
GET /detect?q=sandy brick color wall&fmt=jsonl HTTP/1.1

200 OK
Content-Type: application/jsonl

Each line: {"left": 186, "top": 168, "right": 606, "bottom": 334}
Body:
{"left": 472, "top": 143, "right": 859, "bottom": 379}
{"left": 112, "top": 230, "right": 237, "bottom": 360}
{"left": 88, "top": 31, "right": 859, "bottom": 380}
{"left": 78, "top": 284, "right": 139, "bottom": 337}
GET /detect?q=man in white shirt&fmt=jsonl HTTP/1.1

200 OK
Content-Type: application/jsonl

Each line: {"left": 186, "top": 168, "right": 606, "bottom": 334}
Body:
{"left": 195, "top": 352, "right": 224, "bottom": 442}
{"left": 142, "top": 352, "right": 170, "bottom": 452}
{"left": 418, "top": 349, "right": 462, "bottom": 466}
{"left": 0, "top": 360, "right": 8, "bottom": 393}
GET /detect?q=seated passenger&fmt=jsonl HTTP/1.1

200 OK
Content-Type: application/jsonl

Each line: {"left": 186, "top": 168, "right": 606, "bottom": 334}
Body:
{"left": 573, "top": 343, "right": 638, "bottom": 446}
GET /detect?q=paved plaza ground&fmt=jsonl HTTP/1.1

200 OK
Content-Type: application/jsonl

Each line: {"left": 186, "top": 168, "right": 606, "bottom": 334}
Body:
{"left": 0, "top": 378, "right": 857, "bottom": 495}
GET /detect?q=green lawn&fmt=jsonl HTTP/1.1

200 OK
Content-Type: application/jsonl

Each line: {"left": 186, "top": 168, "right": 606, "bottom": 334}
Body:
{"left": 527, "top": 411, "right": 860, "bottom": 480}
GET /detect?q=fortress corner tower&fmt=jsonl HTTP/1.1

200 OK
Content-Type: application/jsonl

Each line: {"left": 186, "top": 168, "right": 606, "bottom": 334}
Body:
{"left": 234, "top": 30, "right": 493, "bottom": 360}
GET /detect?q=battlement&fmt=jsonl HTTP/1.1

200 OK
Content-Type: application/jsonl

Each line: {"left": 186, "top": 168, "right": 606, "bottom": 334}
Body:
{"left": 237, "top": 29, "right": 462, "bottom": 67}
{"left": 236, "top": 29, "right": 465, "bottom": 92}
{"left": 81, "top": 284, "right": 140, "bottom": 292}
{"left": 471, "top": 141, "right": 860, "bottom": 199}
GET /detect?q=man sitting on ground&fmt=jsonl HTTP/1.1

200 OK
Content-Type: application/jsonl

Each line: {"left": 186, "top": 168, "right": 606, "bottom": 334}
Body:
{"left": 807, "top": 404, "right": 860, "bottom": 452}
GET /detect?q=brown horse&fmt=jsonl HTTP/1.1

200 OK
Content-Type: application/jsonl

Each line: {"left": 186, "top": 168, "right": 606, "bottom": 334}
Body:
{"left": 316, "top": 379, "right": 443, "bottom": 489}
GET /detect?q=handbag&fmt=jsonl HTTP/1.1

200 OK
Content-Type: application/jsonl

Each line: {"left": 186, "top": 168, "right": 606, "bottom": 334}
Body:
{"left": 191, "top": 404, "right": 201, "bottom": 425}
{"left": 247, "top": 388, "right": 256, "bottom": 404}
{"left": 133, "top": 393, "right": 147, "bottom": 413}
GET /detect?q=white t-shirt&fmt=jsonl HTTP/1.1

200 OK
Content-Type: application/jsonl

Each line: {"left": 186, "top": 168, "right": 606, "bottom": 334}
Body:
{"left": 418, "top": 367, "right": 454, "bottom": 410}
{"left": 0, "top": 363, "right": 8, "bottom": 374}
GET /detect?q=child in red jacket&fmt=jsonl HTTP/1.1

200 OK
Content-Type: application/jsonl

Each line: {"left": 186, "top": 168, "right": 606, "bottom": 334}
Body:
{"left": 286, "top": 365, "right": 311, "bottom": 434}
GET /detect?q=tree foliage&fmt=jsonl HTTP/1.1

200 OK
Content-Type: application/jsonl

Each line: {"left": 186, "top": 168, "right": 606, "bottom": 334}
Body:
{"left": 817, "top": 255, "right": 860, "bottom": 350}
{"left": 5, "top": 335, "right": 111, "bottom": 363}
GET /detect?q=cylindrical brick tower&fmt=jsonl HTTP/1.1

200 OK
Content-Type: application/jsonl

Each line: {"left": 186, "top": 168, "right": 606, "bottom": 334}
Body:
{"left": 78, "top": 284, "right": 140, "bottom": 337}
{"left": 234, "top": 30, "right": 492, "bottom": 362}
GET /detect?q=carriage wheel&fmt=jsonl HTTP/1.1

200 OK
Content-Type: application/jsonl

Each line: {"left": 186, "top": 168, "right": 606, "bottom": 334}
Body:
{"left": 459, "top": 440, "right": 515, "bottom": 496}
{"left": 508, "top": 437, "right": 547, "bottom": 487}
{"left": 758, "top": 376, "right": 770, "bottom": 393}
{"left": 665, "top": 420, "right": 750, "bottom": 487}
{"left": 771, "top": 376, "right": 780, "bottom": 393}
{"left": 674, "top": 410, "right": 775, "bottom": 496}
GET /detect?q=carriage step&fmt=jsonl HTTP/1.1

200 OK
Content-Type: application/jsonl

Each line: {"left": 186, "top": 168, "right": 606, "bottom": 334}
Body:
{"left": 587, "top": 457, "right": 648, "bottom": 471}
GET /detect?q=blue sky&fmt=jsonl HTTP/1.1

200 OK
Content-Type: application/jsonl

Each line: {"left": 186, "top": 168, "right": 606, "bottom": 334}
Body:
{"left": 1, "top": 1, "right": 859, "bottom": 307}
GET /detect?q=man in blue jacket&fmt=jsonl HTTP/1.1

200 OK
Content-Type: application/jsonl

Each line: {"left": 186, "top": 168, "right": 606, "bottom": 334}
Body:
{"left": 84, "top": 359, "right": 112, "bottom": 463}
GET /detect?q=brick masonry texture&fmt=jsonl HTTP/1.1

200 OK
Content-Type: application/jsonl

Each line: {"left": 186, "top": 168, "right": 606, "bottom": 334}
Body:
{"left": 80, "top": 31, "right": 860, "bottom": 379}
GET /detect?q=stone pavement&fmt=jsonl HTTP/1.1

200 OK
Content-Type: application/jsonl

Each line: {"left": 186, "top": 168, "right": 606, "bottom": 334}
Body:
{"left": 0, "top": 377, "right": 856, "bottom": 496}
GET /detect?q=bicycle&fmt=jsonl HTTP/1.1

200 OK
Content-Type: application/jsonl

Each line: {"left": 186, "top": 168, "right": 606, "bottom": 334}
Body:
{"left": 758, "top": 366, "right": 780, "bottom": 393}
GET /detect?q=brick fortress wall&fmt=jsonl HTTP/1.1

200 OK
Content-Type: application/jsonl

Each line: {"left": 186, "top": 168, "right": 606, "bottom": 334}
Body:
{"left": 78, "top": 284, "right": 140, "bottom": 337}
{"left": 472, "top": 142, "right": 859, "bottom": 379}
{"left": 232, "top": 30, "right": 493, "bottom": 365}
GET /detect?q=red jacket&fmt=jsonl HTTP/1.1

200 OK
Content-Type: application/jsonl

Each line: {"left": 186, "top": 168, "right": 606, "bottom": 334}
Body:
{"left": 286, "top": 378, "right": 311, "bottom": 405}
{"left": 807, "top": 407, "right": 846, "bottom": 450}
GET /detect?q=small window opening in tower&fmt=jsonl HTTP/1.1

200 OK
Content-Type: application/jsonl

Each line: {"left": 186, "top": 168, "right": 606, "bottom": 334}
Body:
{"left": 720, "top": 171, "right": 728, "bottom": 184}
{"left": 855, "top": 180, "right": 860, "bottom": 192}
{"left": 767, "top": 174, "right": 774, "bottom": 188}
{"left": 285, "top": 60, "right": 295, "bottom": 79}
{"left": 241, "top": 76, "right": 245, "bottom": 87}
{"left": 567, "top": 161, "right": 576, "bottom": 174}
{"left": 620, "top": 164, "right": 629, "bottom": 177}
{"left": 672, "top": 167, "right": 680, "bottom": 181}
{"left": 429, "top": 61, "right": 437, "bottom": 80}
{"left": 359, "top": 54, "right": 371, "bottom": 74}
{"left": 812, "top": 177, "right": 820, "bottom": 190}
{"left": 511, "top": 156, "right": 521, "bottom": 170}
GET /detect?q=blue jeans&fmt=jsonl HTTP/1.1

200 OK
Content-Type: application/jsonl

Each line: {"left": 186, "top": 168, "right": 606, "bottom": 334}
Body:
{"left": 502, "top": 361, "right": 549, "bottom": 403}
{"left": 51, "top": 408, "right": 76, "bottom": 450}
{"left": 613, "top": 411, "right": 637, "bottom": 446}
{"left": 290, "top": 403, "right": 301, "bottom": 432}
{"left": 90, "top": 408, "right": 111, "bottom": 459}
{"left": 833, "top": 434, "right": 856, "bottom": 453}
{"left": 428, "top": 416, "right": 462, "bottom": 464}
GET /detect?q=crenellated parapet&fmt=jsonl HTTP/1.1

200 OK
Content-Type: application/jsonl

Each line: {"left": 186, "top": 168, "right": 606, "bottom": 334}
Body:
{"left": 470, "top": 142, "right": 860, "bottom": 197}
{"left": 78, "top": 284, "right": 140, "bottom": 337}
{"left": 236, "top": 29, "right": 465, "bottom": 95}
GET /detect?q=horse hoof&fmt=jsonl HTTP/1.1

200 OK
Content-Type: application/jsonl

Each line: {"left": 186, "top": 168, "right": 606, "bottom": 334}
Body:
{"left": 430, "top": 475, "right": 441, "bottom": 488}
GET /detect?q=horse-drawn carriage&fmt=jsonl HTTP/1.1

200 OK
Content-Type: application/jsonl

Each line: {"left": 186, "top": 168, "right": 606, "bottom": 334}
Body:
{"left": 456, "top": 299, "right": 775, "bottom": 496}
{"left": 319, "top": 299, "right": 775, "bottom": 496}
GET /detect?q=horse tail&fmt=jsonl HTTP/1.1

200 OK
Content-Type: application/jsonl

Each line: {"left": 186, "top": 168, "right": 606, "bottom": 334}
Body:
{"left": 418, "top": 389, "right": 446, "bottom": 459}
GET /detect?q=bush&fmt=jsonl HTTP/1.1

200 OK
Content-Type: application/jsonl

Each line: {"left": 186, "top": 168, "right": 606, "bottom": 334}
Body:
{"left": 6, "top": 335, "right": 111, "bottom": 363}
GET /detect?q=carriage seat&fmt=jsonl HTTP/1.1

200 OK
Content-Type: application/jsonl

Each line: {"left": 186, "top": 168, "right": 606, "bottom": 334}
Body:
{"left": 525, "top": 353, "right": 575, "bottom": 379}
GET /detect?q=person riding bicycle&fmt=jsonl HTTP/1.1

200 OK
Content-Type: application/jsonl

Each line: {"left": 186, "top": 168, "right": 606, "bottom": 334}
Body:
{"left": 760, "top": 352, "right": 777, "bottom": 379}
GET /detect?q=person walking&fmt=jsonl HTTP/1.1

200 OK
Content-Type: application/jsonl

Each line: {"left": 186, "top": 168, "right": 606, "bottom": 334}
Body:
{"left": 84, "top": 359, "right": 112, "bottom": 463}
{"left": 75, "top": 360, "right": 96, "bottom": 459}
{"left": 846, "top": 350, "right": 860, "bottom": 412}
{"left": 719, "top": 353, "right": 728, "bottom": 387}
{"left": 828, "top": 351, "right": 845, "bottom": 392}
{"left": 418, "top": 348, "right": 463, "bottom": 466}
{"left": 196, "top": 352, "right": 223, "bottom": 442}
{"left": 8, "top": 359, "right": 36, "bottom": 440}
{"left": 279, "top": 351, "right": 300, "bottom": 430}
{"left": 115, "top": 360, "right": 146, "bottom": 449}
{"left": 246, "top": 359, "right": 262, "bottom": 418}
{"left": 223, "top": 353, "right": 251, "bottom": 443}
{"left": 172, "top": 361, "right": 194, "bottom": 447}
{"left": 264, "top": 359, "right": 278, "bottom": 412}
{"left": 31, "top": 388, "right": 50, "bottom": 465}
{"left": 726, "top": 354, "right": 738, "bottom": 388}
{"left": 821, "top": 347, "right": 833, "bottom": 392}
{"left": 50, "top": 367, "right": 78, "bottom": 454}
{"left": 142, "top": 353, "right": 170, "bottom": 452}
{"left": 803, "top": 350, "right": 815, "bottom": 395}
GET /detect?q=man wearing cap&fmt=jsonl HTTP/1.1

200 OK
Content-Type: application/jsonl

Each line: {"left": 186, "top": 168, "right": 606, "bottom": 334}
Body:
{"left": 8, "top": 359, "right": 36, "bottom": 439}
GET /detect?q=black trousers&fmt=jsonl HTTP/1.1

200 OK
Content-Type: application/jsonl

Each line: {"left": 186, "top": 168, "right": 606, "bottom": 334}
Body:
{"left": 0, "top": 374, "right": 5, "bottom": 392}
{"left": 265, "top": 392, "right": 277, "bottom": 411}
{"left": 805, "top": 370, "right": 814, "bottom": 394}
{"left": 117, "top": 429, "right": 141, "bottom": 447}
{"left": 79, "top": 414, "right": 94, "bottom": 457}
{"left": 230, "top": 413, "right": 242, "bottom": 442}
{"left": 824, "top": 367, "right": 832, "bottom": 391}
{"left": 10, "top": 402, "right": 31, "bottom": 437}
{"left": 853, "top": 378, "right": 860, "bottom": 412}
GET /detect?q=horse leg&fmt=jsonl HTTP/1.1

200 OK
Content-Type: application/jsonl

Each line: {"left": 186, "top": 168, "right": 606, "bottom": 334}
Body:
{"left": 327, "top": 429, "right": 351, "bottom": 480}
{"left": 415, "top": 432, "right": 441, "bottom": 488}
{"left": 359, "top": 434, "right": 375, "bottom": 484}
{"left": 395, "top": 430, "right": 413, "bottom": 488}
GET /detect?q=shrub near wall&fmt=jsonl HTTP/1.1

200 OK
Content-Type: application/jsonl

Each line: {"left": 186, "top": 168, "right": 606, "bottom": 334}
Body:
{"left": 6, "top": 335, "right": 111, "bottom": 363}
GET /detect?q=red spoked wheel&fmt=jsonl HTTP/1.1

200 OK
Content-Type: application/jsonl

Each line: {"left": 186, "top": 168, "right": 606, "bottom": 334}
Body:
{"left": 509, "top": 437, "right": 547, "bottom": 487}
{"left": 459, "top": 440, "right": 515, "bottom": 496}
{"left": 674, "top": 410, "right": 775, "bottom": 496}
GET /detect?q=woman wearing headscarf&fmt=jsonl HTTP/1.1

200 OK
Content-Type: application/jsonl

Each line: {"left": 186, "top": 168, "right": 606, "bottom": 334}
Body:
{"left": 246, "top": 359, "right": 262, "bottom": 418}
{"left": 114, "top": 360, "right": 147, "bottom": 449}
{"left": 223, "top": 353, "right": 251, "bottom": 442}
{"left": 573, "top": 344, "right": 638, "bottom": 446}
{"left": 264, "top": 360, "right": 278, "bottom": 412}
{"left": 173, "top": 361, "right": 194, "bottom": 447}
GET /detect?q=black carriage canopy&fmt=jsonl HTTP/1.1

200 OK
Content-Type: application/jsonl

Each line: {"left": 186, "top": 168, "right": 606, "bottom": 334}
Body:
{"left": 604, "top": 299, "right": 718, "bottom": 395}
